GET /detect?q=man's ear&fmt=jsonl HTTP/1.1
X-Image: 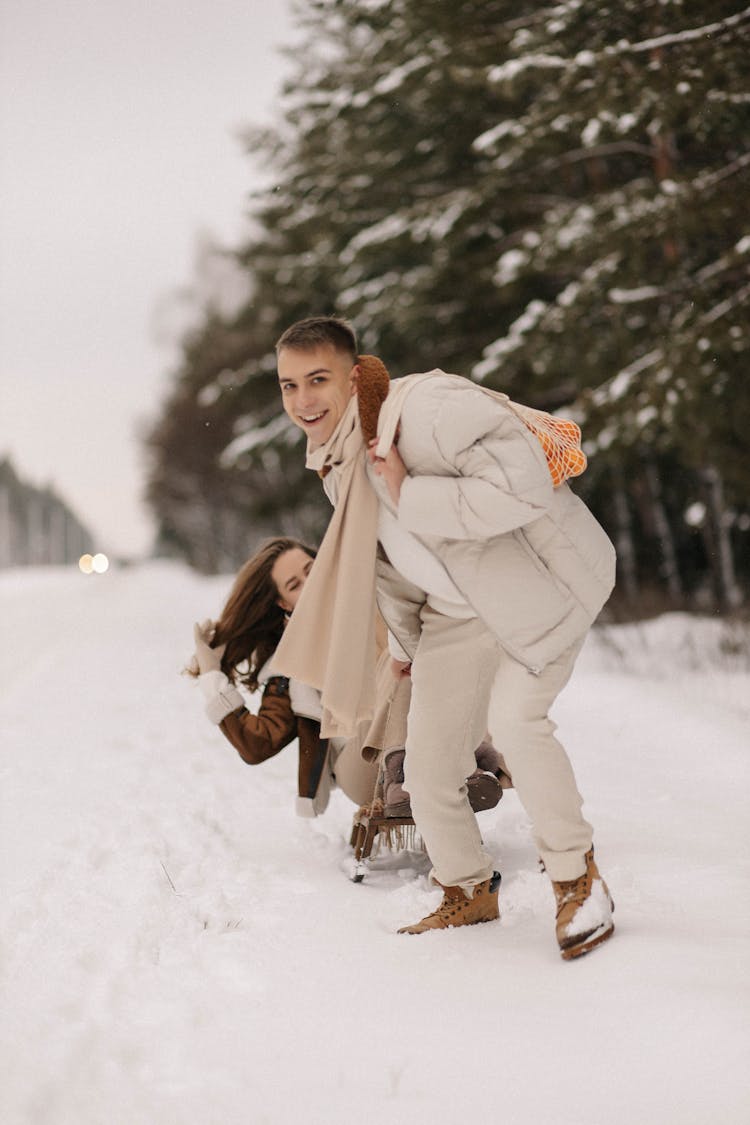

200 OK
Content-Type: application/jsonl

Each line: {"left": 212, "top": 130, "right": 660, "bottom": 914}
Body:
{"left": 350, "top": 363, "right": 360, "bottom": 394}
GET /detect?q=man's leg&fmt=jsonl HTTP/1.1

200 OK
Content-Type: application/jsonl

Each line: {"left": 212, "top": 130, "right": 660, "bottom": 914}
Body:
{"left": 404, "top": 608, "right": 500, "bottom": 892}
{"left": 487, "top": 639, "right": 614, "bottom": 958}
{"left": 487, "top": 638, "right": 592, "bottom": 882}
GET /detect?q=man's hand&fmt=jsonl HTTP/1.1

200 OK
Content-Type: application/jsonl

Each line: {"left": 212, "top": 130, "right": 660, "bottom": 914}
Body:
{"left": 390, "top": 658, "right": 412, "bottom": 678}
{"left": 368, "top": 438, "right": 408, "bottom": 506}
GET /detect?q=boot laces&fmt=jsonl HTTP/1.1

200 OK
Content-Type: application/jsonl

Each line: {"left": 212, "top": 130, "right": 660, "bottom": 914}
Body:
{"left": 555, "top": 872, "right": 588, "bottom": 911}
{"left": 429, "top": 887, "right": 468, "bottom": 923}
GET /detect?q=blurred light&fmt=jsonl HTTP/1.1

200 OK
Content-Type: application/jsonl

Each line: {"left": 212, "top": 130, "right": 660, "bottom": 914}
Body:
{"left": 684, "top": 502, "right": 706, "bottom": 528}
{"left": 79, "top": 552, "right": 110, "bottom": 575}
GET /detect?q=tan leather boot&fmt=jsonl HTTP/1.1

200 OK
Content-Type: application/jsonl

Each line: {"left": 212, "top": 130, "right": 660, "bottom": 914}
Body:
{"left": 398, "top": 871, "right": 501, "bottom": 934}
{"left": 552, "top": 847, "right": 614, "bottom": 960}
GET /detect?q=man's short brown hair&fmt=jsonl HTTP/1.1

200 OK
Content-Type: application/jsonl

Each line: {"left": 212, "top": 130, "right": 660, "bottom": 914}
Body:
{"left": 275, "top": 316, "right": 358, "bottom": 361}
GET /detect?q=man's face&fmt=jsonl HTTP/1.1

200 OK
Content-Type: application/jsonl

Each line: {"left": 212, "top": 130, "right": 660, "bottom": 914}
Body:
{"left": 277, "top": 344, "right": 358, "bottom": 445}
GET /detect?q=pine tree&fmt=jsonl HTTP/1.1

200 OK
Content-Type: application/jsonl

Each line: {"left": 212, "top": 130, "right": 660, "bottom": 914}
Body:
{"left": 465, "top": 1, "right": 750, "bottom": 605}
{"left": 146, "top": 0, "right": 749, "bottom": 602}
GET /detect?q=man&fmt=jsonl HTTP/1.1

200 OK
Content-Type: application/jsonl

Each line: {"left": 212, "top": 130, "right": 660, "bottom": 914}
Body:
{"left": 273, "top": 316, "right": 616, "bottom": 959}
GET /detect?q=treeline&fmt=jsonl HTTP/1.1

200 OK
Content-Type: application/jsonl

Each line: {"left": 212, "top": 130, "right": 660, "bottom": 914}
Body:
{"left": 0, "top": 458, "right": 92, "bottom": 568}
{"left": 145, "top": 0, "right": 750, "bottom": 614}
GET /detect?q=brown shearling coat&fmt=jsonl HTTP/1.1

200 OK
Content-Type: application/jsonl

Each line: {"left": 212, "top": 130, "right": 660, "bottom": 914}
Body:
{"left": 219, "top": 676, "right": 329, "bottom": 803}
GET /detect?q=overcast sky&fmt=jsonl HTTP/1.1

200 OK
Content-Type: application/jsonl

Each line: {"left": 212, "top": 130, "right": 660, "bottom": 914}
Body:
{"left": 0, "top": 0, "right": 294, "bottom": 557}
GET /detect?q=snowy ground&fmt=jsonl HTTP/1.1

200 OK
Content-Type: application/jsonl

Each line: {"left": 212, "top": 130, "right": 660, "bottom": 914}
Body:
{"left": 1, "top": 561, "right": 748, "bottom": 1125}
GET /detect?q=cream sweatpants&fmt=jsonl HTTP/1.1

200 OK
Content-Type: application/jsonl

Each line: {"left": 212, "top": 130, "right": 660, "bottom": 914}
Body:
{"left": 403, "top": 607, "right": 592, "bottom": 889}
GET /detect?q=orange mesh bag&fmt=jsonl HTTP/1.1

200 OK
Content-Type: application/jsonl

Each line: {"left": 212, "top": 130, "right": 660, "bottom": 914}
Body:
{"left": 507, "top": 402, "right": 587, "bottom": 487}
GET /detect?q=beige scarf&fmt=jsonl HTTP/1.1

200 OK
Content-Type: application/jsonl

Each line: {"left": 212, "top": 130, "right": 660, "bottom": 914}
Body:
{"left": 270, "top": 395, "right": 379, "bottom": 737}
{"left": 271, "top": 368, "right": 587, "bottom": 737}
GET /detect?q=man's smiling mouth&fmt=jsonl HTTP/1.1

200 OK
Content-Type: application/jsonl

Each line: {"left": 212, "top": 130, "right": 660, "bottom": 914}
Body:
{"left": 299, "top": 411, "right": 327, "bottom": 423}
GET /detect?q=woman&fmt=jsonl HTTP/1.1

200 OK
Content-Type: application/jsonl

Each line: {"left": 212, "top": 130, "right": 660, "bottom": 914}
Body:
{"left": 185, "top": 536, "right": 508, "bottom": 822}
{"left": 185, "top": 536, "right": 381, "bottom": 816}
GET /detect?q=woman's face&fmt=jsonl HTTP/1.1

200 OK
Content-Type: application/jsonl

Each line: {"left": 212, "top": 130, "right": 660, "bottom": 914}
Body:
{"left": 271, "top": 547, "right": 314, "bottom": 613}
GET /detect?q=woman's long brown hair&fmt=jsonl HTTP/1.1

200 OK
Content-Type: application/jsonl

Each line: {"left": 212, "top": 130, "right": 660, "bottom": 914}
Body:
{"left": 211, "top": 537, "right": 316, "bottom": 692}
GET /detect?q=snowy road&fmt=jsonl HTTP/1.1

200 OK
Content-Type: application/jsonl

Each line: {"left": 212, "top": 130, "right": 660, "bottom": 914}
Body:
{"left": 1, "top": 562, "right": 748, "bottom": 1124}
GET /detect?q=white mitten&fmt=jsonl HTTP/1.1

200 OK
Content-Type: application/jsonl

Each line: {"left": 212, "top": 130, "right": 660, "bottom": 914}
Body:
{"left": 181, "top": 619, "right": 222, "bottom": 677}
{"left": 185, "top": 621, "right": 244, "bottom": 723}
{"left": 198, "top": 671, "right": 246, "bottom": 724}
{"left": 192, "top": 620, "right": 224, "bottom": 674}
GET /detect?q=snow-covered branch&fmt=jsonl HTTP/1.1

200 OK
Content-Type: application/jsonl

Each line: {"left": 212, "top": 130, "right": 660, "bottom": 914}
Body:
{"left": 220, "top": 414, "right": 297, "bottom": 466}
{"left": 608, "top": 285, "right": 664, "bottom": 304}
{"left": 591, "top": 349, "right": 663, "bottom": 407}
{"left": 702, "top": 282, "right": 750, "bottom": 326}
{"left": 694, "top": 152, "right": 750, "bottom": 193}
{"left": 488, "top": 54, "right": 567, "bottom": 83}
{"left": 610, "top": 6, "right": 750, "bottom": 55}
{"left": 533, "top": 141, "right": 654, "bottom": 175}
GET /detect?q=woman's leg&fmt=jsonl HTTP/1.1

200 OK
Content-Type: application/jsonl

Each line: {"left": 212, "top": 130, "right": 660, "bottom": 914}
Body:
{"left": 332, "top": 646, "right": 412, "bottom": 806}
{"left": 330, "top": 739, "right": 380, "bottom": 806}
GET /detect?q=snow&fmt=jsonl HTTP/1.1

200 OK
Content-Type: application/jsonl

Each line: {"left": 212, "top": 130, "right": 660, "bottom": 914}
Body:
{"left": 339, "top": 269, "right": 402, "bottom": 307}
{"left": 608, "top": 285, "right": 663, "bottom": 304}
{"left": 591, "top": 349, "right": 662, "bottom": 406}
{"left": 555, "top": 203, "right": 595, "bottom": 249}
{"left": 221, "top": 413, "right": 296, "bottom": 465}
{"left": 488, "top": 54, "right": 567, "bottom": 84}
{"left": 608, "top": 9, "right": 750, "bottom": 55}
{"left": 581, "top": 118, "right": 601, "bottom": 146}
{"left": 562, "top": 878, "right": 612, "bottom": 939}
{"left": 340, "top": 213, "right": 411, "bottom": 264}
{"left": 617, "top": 112, "right": 638, "bottom": 132}
{"left": 472, "top": 119, "right": 526, "bottom": 152}
{"left": 493, "top": 248, "right": 528, "bottom": 286}
{"left": 473, "top": 299, "right": 548, "bottom": 379}
{"left": 371, "top": 55, "right": 430, "bottom": 97}
{"left": 1, "top": 562, "right": 749, "bottom": 1125}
